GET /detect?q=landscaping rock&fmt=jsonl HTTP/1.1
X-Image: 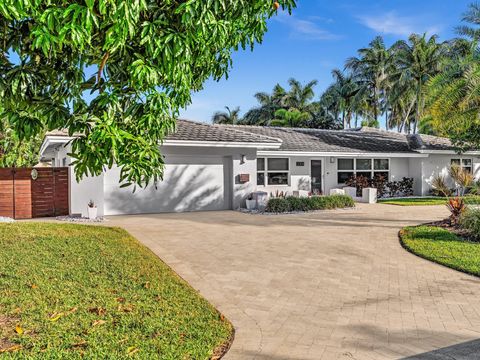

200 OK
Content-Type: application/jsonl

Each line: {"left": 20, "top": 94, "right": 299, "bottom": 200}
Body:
{"left": 56, "top": 216, "right": 105, "bottom": 223}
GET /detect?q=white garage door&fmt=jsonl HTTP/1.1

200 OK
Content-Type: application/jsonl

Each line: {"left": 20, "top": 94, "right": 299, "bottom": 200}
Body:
{"left": 104, "top": 155, "right": 231, "bottom": 215}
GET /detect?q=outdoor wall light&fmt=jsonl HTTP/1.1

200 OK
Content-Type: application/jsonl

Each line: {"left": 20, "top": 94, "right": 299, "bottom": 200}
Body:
{"left": 241, "top": 154, "right": 246, "bottom": 164}
{"left": 330, "top": 157, "right": 335, "bottom": 164}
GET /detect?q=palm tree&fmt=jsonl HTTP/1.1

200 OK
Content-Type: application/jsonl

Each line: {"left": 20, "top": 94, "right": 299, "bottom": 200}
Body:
{"left": 393, "top": 34, "right": 448, "bottom": 133}
{"left": 311, "top": 85, "right": 343, "bottom": 129}
{"left": 425, "top": 44, "right": 480, "bottom": 138}
{"left": 330, "top": 69, "right": 359, "bottom": 129}
{"left": 211, "top": 106, "right": 241, "bottom": 124}
{"left": 269, "top": 109, "right": 311, "bottom": 128}
{"left": 456, "top": 2, "right": 480, "bottom": 41}
{"left": 345, "top": 36, "right": 392, "bottom": 125}
{"left": 242, "top": 84, "right": 287, "bottom": 125}
{"left": 284, "top": 78, "right": 318, "bottom": 112}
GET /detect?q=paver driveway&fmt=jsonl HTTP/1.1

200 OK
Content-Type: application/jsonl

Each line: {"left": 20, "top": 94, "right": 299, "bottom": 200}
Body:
{"left": 107, "top": 204, "right": 480, "bottom": 360}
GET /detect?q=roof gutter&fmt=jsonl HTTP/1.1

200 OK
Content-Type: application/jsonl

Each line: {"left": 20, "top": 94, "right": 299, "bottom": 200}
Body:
{"left": 162, "top": 139, "right": 282, "bottom": 149}
{"left": 415, "top": 149, "right": 480, "bottom": 155}
{"left": 257, "top": 150, "right": 429, "bottom": 158}
{"left": 39, "top": 135, "right": 73, "bottom": 157}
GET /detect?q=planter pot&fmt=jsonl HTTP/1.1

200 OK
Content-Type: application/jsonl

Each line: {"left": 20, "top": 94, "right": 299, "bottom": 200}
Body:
{"left": 246, "top": 199, "right": 257, "bottom": 211}
{"left": 87, "top": 207, "right": 98, "bottom": 220}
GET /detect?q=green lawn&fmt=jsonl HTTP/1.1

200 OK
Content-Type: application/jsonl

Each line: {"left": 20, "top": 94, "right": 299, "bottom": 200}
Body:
{"left": 0, "top": 223, "right": 232, "bottom": 358}
{"left": 400, "top": 226, "right": 480, "bottom": 276}
{"left": 379, "top": 196, "right": 480, "bottom": 206}
{"left": 378, "top": 197, "right": 448, "bottom": 206}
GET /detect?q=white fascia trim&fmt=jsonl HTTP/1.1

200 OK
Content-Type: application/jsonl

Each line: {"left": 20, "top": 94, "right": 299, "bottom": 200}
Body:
{"left": 256, "top": 150, "right": 428, "bottom": 158}
{"left": 416, "top": 149, "right": 480, "bottom": 155}
{"left": 162, "top": 139, "right": 282, "bottom": 149}
{"left": 39, "top": 136, "right": 73, "bottom": 156}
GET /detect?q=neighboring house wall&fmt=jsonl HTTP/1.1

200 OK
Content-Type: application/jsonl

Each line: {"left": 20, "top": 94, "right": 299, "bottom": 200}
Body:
{"left": 70, "top": 168, "right": 105, "bottom": 217}
{"left": 256, "top": 155, "right": 320, "bottom": 195}
{"left": 49, "top": 138, "right": 480, "bottom": 216}
{"left": 390, "top": 158, "right": 409, "bottom": 182}
{"left": 421, "top": 154, "right": 480, "bottom": 196}
{"left": 408, "top": 158, "right": 423, "bottom": 196}
{"left": 54, "top": 144, "right": 258, "bottom": 215}
{"left": 55, "top": 144, "right": 104, "bottom": 217}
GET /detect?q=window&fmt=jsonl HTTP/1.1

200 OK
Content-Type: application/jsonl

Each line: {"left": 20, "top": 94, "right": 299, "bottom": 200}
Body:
{"left": 257, "top": 157, "right": 289, "bottom": 186}
{"left": 451, "top": 158, "right": 473, "bottom": 173}
{"left": 337, "top": 159, "right": 354, "bottom": 184}
{"left": 337, "top": 158, "right": 390, "bottom": 184}
{"left": 257, "top": 158, "right": 265, "bottom": 185}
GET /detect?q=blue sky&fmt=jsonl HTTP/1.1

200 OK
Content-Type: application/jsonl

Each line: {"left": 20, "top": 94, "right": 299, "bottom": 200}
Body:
{"left": 179, "top": 0, "right": 470, "bottom": 128}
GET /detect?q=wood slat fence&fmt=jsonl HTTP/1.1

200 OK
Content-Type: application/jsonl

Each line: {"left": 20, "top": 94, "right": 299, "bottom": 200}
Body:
{"left": 0, "top": 168, "right": 69, "bottom": 219}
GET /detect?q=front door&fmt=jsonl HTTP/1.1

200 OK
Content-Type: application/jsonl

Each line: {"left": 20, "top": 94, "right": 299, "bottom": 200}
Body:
{"left": 311, "top": 160, "right": 322, "bottom": 195}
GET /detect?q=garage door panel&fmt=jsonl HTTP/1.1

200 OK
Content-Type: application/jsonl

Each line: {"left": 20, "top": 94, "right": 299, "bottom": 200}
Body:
{"left": 104, "top": 156, "right": 228, "bottom": 215}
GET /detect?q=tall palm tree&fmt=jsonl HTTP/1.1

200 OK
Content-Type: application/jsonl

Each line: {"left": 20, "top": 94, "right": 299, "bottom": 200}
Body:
{"left": 269, "top": 109, "right": 311, "bottom": 128}
{"left": 242, "top": 84, "right": 287, "bottom": 125}
{"left": 311, "top": 85, "right": 343, "bottom": 129}
{"left": 211, "top": 106, "right": 241, "bottom": 124}
{"left": 456, "top": 2, "right": 480, "bottom": 41}
{"left": 393, "top": 34, "right": 448, "bottom": 133}
{"left": 330, "top": 69, "right": 359, "bottom": 129}
{"left": 426, "top": 44, "right": 480, "bottom": 138}
{"left": 345, "top": 36, "right": 392, "bottom": 125}
{"left": 284, "top": 78, "right": 318, "bottom": 112}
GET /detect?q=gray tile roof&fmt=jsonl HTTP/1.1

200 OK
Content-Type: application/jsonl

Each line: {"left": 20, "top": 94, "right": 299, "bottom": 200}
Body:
{"left": 407, "top": 133, "right": 454, "bottom": 151}
{"left": 226, "top": 125, "right": 448, "bottom": 153}
{"left": 167, "top": 120, "right": 281, "bottom": 143}
{"left": 46, "top": 119, "right": 281, "bottom": 144}
{"left": 46, "top": 120, "right": 458, "bottom": 153}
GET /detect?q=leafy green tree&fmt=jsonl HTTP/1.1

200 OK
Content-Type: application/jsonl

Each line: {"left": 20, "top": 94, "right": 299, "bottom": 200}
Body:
{"left": 269, "top": 108, "right": 310, "bottom": 127}
{"left": 0, "top": 123, "right": 44, "bottom": 167}
{"left": 0, "top": 0, "right": 296, "bottom": 186}
{"left": 212, "top": 106, "right": 242, "bottom": 125}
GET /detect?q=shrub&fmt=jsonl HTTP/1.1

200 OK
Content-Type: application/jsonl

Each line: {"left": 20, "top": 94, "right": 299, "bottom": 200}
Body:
{"left": 265, "top": 195, "right": 354, "bottom": 213}
{"left": 345, "top": 174, "right": 413, "bottom": 198}
{"left": 345, "top": 175, "right": 370, "bottom": 196}
{"left": 431, "top": 175, "right": 453, "bottom": 197}
{"left": 265, "top": 198, "right": 291, "bottom": 213}
{"left": 460, "top": 209, "right": 480, "bottom": 240}
{"left": 446, "top": 197, "right": 466, "bottom": 225}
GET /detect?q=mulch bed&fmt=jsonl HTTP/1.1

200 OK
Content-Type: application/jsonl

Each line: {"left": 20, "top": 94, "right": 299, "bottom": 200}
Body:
{"left": 427, "top": 218, "right": 479, "bottom": 243}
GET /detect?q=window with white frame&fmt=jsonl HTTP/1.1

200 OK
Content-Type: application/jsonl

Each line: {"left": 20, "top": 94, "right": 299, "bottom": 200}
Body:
{"left": 337, "top": 158, "right": 389, "bottom": 184}
{"left": 451, "top": 158, "right": 473, "bottom": 173}
{"left": 257, "top": 158, "right": 289, "bottom": 186}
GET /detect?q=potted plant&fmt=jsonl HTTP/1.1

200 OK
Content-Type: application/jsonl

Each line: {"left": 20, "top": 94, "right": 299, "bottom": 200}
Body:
{"left": 245, "top": 194, "right": 256, "bottom": 210}
{"left": 87, "top": 200, "right": 97, "bottom": 219}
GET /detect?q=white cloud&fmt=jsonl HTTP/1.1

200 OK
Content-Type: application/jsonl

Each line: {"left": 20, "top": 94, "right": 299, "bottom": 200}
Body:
{"left": 275, "top": 12, "right": 341, "bottom": 41}
{"left": 358, "top": 11, "right": 441, "bottom": 37}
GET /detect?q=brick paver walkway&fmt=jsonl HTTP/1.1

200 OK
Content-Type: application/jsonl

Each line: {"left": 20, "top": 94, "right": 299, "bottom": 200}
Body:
{"left": 107, "top": 204, "right": 480, "bottom": 359}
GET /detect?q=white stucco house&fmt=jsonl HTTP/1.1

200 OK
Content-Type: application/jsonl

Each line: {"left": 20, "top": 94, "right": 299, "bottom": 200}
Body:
{"left": 40, "top": 119, "right": 480, "bottom": 217}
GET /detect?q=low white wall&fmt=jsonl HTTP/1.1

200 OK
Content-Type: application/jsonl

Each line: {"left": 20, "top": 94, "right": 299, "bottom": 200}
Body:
{"left": 69, "top": 168, "right": 104, "bottom": 217}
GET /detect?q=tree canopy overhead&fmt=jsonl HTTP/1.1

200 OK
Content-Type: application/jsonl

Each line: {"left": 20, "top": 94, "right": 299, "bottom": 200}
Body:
{"left": 0, "top": 0, "right": 295, "bottom": 186}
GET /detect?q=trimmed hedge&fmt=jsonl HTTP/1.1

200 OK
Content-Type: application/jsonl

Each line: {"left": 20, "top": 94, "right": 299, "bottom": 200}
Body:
{"left": 265, "top": 195, "right": 355, "bottom": 213}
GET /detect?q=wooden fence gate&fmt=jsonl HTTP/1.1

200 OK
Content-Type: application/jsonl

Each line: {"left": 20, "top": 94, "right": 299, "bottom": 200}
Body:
{"left": 0, "top": 168, "right": 69, "bottom": 219}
